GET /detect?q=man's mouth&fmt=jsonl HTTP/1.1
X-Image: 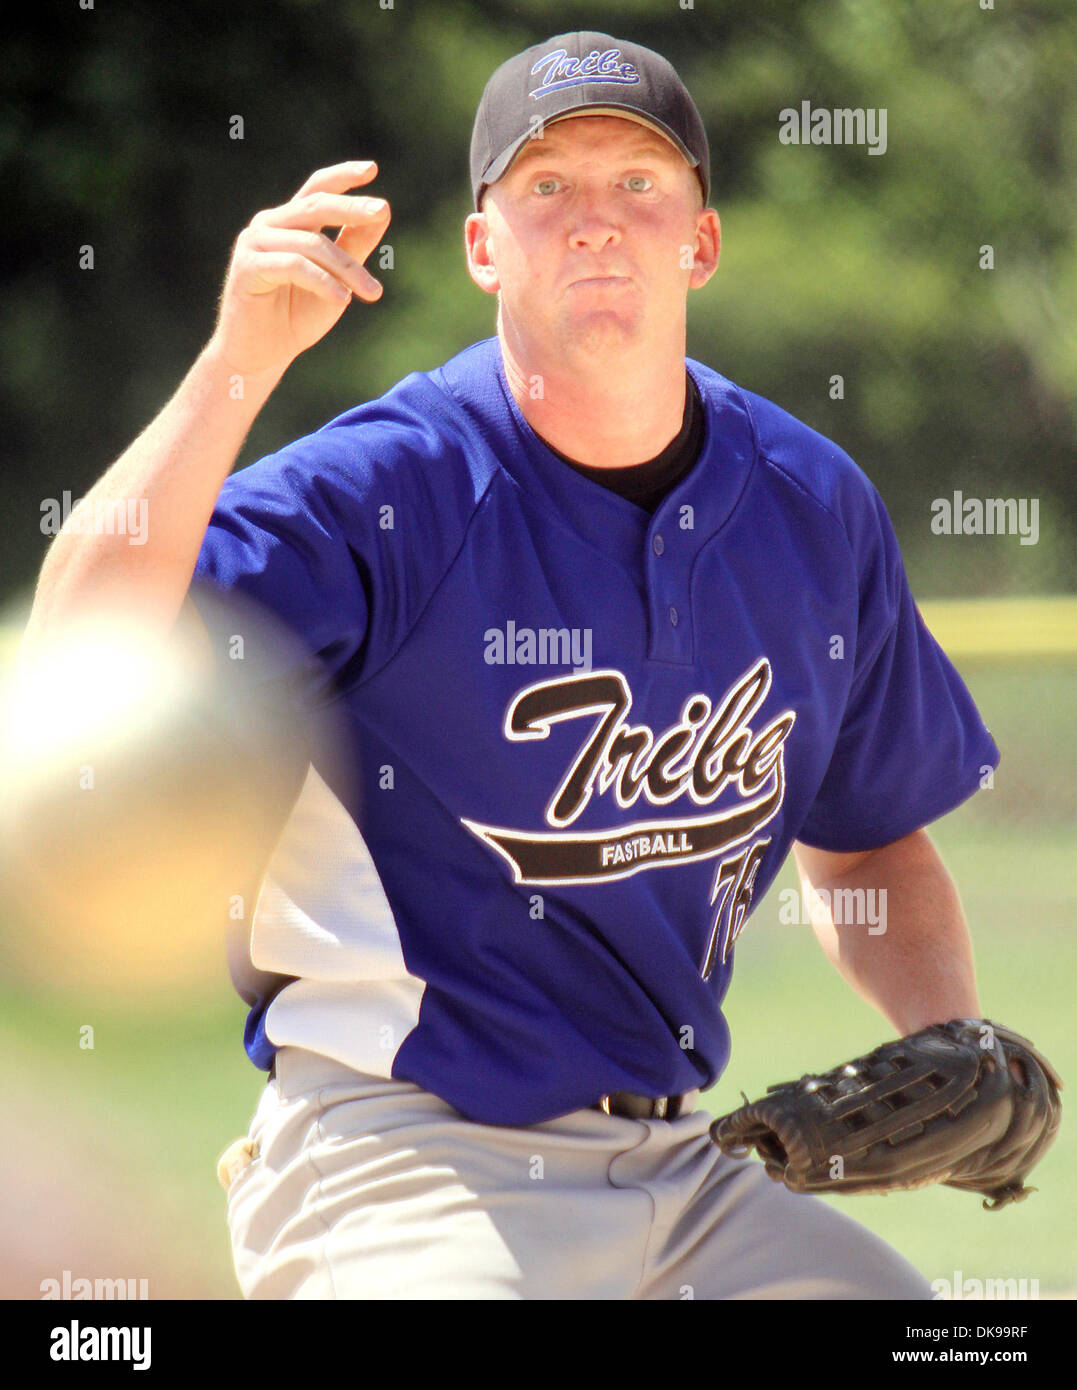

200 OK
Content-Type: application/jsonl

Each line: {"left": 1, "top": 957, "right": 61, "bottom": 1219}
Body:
{"left": 568, "top": 276, "right": 632, "bottom": 289}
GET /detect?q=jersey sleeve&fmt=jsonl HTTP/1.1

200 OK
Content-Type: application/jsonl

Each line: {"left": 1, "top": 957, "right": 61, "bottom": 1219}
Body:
{"left": 188, "top": 431, "right": 374, "bottom": 711}
{"left": 795, "top": 478, "right": 999, "bottom": 852}
{"left": 187, "top": 385, "right": 478, "bottom": 712}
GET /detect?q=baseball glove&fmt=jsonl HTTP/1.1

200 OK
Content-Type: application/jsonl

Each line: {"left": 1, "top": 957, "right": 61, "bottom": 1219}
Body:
{"left": 709, "top": 1018, "right": 1062, "bottom": 1210}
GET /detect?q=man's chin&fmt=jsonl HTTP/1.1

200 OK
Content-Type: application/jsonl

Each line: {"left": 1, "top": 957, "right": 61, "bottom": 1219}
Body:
{"left": 559, "top": 311, "right": 641, "bottom": 357}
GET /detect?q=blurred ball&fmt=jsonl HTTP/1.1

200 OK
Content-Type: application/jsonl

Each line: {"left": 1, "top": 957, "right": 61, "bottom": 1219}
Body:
{"left": 0, "top": 602, "right": 312, "bottom": 997}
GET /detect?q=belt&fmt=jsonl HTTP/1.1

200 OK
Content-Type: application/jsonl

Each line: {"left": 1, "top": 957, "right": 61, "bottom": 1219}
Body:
{"left": 593, "top": 1090, "right": 691, "bottom": 1121}
{"left": 267, "top": 1056, "right": 690, "bottom": 1122}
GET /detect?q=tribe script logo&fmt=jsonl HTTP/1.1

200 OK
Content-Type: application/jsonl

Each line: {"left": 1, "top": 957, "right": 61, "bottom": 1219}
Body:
{"left": 530, "top": 47, "right": 640, "bottom": 98}
{"left": 463, "top": 658, "right": 795, "bottom": 976}
{"left": 463, "top": 657, "right": 794, "bottom": 885}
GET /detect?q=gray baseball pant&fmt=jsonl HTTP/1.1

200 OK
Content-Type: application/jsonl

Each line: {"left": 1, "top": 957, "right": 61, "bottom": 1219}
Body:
{"left": 222, "top": 1046, "right": 932, "bottom": 1300}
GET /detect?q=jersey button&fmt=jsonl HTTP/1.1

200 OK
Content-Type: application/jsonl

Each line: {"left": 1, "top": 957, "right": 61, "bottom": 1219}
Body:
{"left": 668, "top": 605, "right": 679, "bottom": 627}
{"left": 652, "top": 534, "right": 665, "bottom": 556}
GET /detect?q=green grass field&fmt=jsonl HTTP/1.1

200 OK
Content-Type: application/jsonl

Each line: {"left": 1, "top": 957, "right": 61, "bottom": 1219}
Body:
{"left": 2, "top": 645, "right": 1074, "bottom": 1298}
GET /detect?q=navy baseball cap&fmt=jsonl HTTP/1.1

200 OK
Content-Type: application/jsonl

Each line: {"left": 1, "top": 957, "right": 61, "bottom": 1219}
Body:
{"left": 470, "top": 32, "right": 710, "bottom": 211}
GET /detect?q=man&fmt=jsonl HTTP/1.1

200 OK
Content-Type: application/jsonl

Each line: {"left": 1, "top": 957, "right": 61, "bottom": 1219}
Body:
{"left": 29, "top": 33, "right": 1006, "bottom": 1298}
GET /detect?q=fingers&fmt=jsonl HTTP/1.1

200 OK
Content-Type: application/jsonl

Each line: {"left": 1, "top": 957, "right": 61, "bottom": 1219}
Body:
{"left": 246, "top": 163, "right": 392, "bottom": 302}
{"left": 333, "top": 224, "right": 387, "bottom": 300}
{"left": 293, "top": 159, "right": 380, "bottom": 200}
{"left": 252, "top": 191, "right": 391, "bottom": 235}
{"left": 243, "top": 251, "right": 356, "bottom": 308}
{"left": 245, "top": 225, "right": 383, "bottom": 302}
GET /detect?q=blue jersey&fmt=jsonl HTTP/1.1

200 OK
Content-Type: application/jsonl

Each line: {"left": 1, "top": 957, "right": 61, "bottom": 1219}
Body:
{"left": 190, "top": 335, "right": 998, "bottom": 1126}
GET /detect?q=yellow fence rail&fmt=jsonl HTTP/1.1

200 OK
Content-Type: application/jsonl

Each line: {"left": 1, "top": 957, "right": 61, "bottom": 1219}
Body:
{"left": 918, "top": 596, "right": 1077, "bottom": 659}
{"left": 3, "top": 595, "right": 1077, "bottom": 663}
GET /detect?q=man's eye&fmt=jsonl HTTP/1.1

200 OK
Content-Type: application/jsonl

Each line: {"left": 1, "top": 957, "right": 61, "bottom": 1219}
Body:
{"left": 534, "top": 178, "right": 560, "bottom": 195}
{"left": 626, "top": 175, "right": 653, "bottom": 192}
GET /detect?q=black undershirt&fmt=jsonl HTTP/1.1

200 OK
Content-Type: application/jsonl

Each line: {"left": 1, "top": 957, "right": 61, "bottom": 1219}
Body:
{"left": 538, "top": 372, "right": 705, "bottom": 514}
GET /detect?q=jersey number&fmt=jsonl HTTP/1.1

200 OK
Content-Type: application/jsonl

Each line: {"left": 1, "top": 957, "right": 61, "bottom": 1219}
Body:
{"left": 701, "top": 838, "right": 770, "bottom": 981}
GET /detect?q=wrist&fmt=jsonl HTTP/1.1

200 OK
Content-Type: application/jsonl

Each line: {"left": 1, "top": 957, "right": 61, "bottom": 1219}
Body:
{"left": 199, "top": 336, "right": 290, "bottom": 403}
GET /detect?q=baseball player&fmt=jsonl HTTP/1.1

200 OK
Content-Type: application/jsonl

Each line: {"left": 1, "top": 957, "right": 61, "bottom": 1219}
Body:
{"left": 31, "top": 31, "right": 1059, "bottom": 1299}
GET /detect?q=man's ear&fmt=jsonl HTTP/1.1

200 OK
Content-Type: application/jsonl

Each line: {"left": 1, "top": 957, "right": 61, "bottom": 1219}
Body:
{"left": 465, "top": 211, "right": 501, "bottom": 295}
{"left": 688, "top": 208, "right": 721, "bottom": 290}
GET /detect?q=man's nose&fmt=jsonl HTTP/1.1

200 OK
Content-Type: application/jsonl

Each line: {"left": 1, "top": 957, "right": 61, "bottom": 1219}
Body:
{"left": 568, "top": 222, "right": 621, "bottom": 253}
{"left": 567, "top": 199, "right": 622, "bottom": 251}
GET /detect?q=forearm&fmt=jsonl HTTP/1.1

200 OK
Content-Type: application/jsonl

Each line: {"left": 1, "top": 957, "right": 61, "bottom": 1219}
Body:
{"left": 27, "top": 162, "right": 388, "bottom": 649}
{"left": 797, "top": 829, "right": 980, "bottom": 1035}
{"left": 25, "top": 342, "right": 284, "bottom": 645}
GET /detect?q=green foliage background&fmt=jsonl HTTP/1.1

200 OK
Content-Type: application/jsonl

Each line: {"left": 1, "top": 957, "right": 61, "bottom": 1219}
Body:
{"left": 3, "top": 0, "right": 1075, "bottom": 604}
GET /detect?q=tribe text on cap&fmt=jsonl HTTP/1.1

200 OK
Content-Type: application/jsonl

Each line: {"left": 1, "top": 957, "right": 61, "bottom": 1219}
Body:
{"left": 530, "top": 46, "right": 642, "bottom": 95}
